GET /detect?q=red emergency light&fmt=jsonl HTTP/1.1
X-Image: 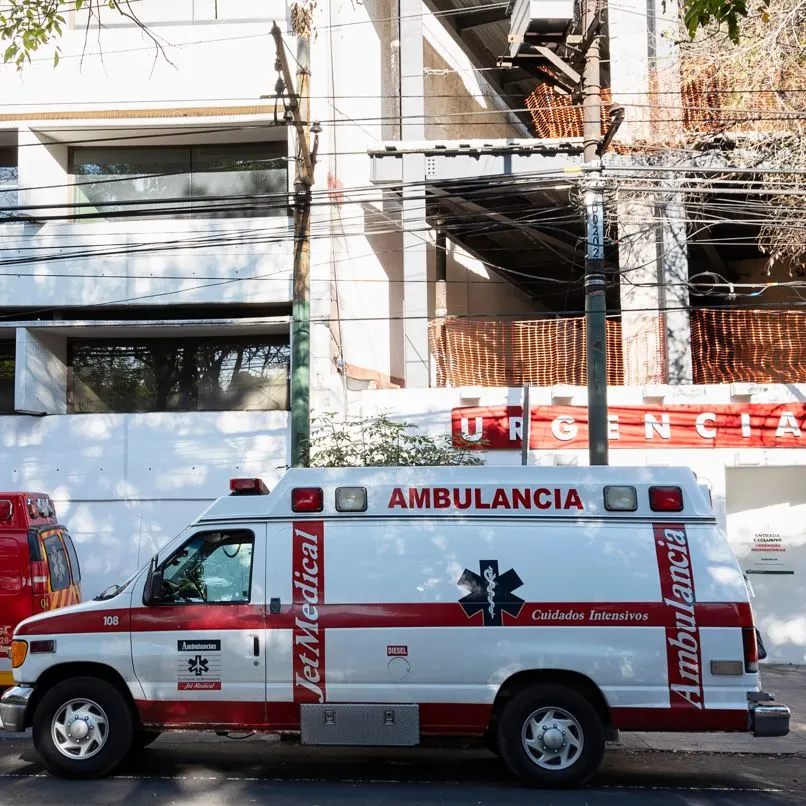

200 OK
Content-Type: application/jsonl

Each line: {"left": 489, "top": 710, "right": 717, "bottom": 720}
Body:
{"left": 649, "top": 486, "right": 684, "bottom": 512}
{"left": 229, "top": 478, "right": 269, "bottom": 496}
{"left": 292, "top": 487, "right": 324, "bottom": 513}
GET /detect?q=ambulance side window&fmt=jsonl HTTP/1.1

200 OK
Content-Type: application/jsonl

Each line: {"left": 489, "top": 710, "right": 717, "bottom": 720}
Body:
{"left": 43, "top": 534, "right": 71, "bottom": 591}
{"left": 160, "top": 530, "right": 254, "bottom": 605}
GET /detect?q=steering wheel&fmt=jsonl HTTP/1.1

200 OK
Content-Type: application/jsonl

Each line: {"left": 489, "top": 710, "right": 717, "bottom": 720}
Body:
{"left": 162, "top": 577, "right": 205, "bottom": 602}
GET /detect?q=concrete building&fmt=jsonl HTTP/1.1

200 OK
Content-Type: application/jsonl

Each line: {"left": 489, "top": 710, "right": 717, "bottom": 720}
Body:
{"left": 0, "top": 0, "right": 803, "bottom": 663}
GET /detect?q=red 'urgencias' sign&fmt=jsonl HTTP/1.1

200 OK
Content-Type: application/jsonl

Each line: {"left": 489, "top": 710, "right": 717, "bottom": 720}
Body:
{"left": 451, "top": 403, "right": 806, "bottom": 450}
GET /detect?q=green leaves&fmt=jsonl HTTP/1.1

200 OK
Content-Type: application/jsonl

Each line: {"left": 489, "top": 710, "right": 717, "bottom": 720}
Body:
{"left": 0, "top": 1, "right": 67, "bottom": 69}
{"left": 683, "top": 0, "right": 763, "bottom": 43}
{"left": 308, "top": 412, "right": 484, "bottom": 468}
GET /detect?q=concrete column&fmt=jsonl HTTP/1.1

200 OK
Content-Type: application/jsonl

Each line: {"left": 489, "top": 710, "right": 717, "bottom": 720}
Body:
{"left": 618, "top": 190, "right": 692, "bottom": 385}
{"left": 607, "top": 0, "right": 650, "bottom": 143}
{"left": 662, "top": 185, "right": 693, "bottom": 384}
{"left": 15, "top": 328, "right": 67, "bottom": 415}
{"left": 17, "top": 128, "right": 70, "bottom": 219}
{"left": 399, "top": 0, "right": 429, "bottom": 388}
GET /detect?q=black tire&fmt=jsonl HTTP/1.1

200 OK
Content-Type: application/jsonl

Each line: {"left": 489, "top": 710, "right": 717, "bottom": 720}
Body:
{"left": 496, "top": 684, "right": 605, "bottom": 788}
{"left": 32, "top": 676, "right": 134, "bottom": 779}
{"left": 132, "top": 730, "right": 161, "bottom": 751}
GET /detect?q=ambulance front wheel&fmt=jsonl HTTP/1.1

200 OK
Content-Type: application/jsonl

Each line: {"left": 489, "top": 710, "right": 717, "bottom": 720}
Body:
{"left": 496, "top": 684, "right": 605, "bottom": 788}
{"left": 32, "top": 676, "right": 134, "bottom": 779}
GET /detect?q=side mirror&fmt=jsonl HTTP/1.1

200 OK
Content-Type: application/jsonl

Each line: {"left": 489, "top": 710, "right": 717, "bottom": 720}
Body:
{"left": 143, "top": 564, "right": 165, "bottom": 606}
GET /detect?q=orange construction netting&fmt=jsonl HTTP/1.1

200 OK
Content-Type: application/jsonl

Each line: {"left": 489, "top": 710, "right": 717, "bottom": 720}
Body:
{"left": 691, "top": 309, "right": 806, "bottom": 384}
{"left": 525, "top": 84, "right": 614, "bottom": 140}
{"left": 429, "top": 311, "right": 806, "bottom": 388}
{"left": 429, "top": 317, "right": 625, "bottom": 387}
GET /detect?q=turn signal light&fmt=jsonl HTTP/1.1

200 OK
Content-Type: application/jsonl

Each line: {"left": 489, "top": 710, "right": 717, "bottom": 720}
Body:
{"left": 11, "top": 639, "right": 27, "bottom": 669}
{"left": 649, "top": 486, "right": 684, "bottom": 512}
{"left": 292, "top": 487, "right": 324, "bottom": 513}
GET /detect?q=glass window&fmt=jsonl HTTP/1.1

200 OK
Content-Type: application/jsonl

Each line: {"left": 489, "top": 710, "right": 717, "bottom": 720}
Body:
{"left": 70, "top": 143, "right": 287, "bottom": 221}
{"left": 0, "top": 147, "right": 18, "bottom": 216}
{"left": 159, "top": 530, "right": 254, "bottom": 605}
{"left": 62, "top": 532, "right": 82, "bottom": 585}
{"left": 0, "top": 342, "right": 13, "bottom": 414}
{"left": 43, "top": 533, "right": 72, "bottom": 592}
{"left": 69, "top": 337, "right": 289, "bottom": 414}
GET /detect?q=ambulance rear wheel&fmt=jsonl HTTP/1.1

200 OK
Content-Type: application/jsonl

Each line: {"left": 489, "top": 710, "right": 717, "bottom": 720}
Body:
{"left": 497, "top": 684, "right": 605, "bottom": 788}
{"left": 33, "top": 676, "right": 134, "bottom": 779}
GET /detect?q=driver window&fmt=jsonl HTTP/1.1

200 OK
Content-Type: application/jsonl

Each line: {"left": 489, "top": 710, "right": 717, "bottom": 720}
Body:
{"left": 160, "top": 530, "right": 254, "bottom": 605}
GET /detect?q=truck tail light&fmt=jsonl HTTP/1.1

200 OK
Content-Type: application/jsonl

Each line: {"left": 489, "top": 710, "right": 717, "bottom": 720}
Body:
{"left": 649, "top": 486, "right": 684, "bottom": 512}
{"left": 604, "top": 486, "right": 637, "bottom": 511}
{"left": 11, "top": 639, "right": 27, "bottom": 669}
{"left": 229, "top": 478, "right": 269, "bottom": 496}
{"left": 292, "top": 487, "right": 324, "bottom": 513}
{"left": 743, "top": 627, "right": 759, "bottom": 673}
{"left": 32, "top": 560, "right": 49, "bottom": 594}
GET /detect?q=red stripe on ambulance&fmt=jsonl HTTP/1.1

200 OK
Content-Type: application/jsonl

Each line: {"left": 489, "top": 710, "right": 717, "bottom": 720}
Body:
{"left": 292, "top": 521, "right": 326, "bottom": 704}
{"left": 654, "top": 523, "right": 704, "bottom": 711}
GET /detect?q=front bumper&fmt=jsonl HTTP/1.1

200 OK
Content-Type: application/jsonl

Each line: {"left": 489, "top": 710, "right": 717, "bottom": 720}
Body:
{"left": 749, "top": 691, "right": 790, "bottom": 737}
{"left": 0, "top": 686, "right": 33, "bottom": 733}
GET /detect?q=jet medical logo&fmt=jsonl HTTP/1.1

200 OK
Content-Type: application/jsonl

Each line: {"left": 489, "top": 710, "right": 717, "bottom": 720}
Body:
{"left": 177, "top": 639, "right": 222, "bottom": 691}
{"left": 458, "top": 560, "right": 525, "bottom": 626}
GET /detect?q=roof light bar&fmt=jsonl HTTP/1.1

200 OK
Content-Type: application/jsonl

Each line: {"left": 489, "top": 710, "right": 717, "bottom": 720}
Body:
{"left": 229, "top": 478, "right": 269, "bottom": 496}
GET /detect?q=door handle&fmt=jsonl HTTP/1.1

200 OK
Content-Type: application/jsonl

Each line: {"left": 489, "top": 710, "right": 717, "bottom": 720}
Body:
{"left": 269, "top": 597, "right": 281, "bottom": 614}
{"left": 253, "top": 636, "right": 260, "bottom": 657}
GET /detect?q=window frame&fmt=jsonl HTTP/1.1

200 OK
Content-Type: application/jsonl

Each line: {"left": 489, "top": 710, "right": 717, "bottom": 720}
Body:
{"left": 68, "top": 141, "right": 289, "bottom": 221}
{"left": 151, "top": 528, "right": 256, "bottom": 607}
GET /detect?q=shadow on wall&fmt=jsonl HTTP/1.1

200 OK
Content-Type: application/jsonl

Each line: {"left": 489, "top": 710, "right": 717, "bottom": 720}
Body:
{"left": 423, "top": 33, "right": 519, "bottom": 140}
{"left": 361, "top": 205, "right": 405, "bottom": 384}
{"left": 0, "top": 410, "right": 289, "bottom": 598}
{"left": 364, "top": 0, "right": 402, "bottom": 142}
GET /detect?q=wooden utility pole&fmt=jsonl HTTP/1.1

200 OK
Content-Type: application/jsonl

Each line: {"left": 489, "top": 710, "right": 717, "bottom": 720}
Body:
{"left": 271, "top": 22, "right": 315, "bottom": 468}
{"left": 581, "top": 0, "right": 608, "bottom": 465}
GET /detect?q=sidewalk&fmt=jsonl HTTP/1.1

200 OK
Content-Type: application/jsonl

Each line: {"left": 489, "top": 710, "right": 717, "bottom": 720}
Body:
{"left": 615, "top": 664, "right": 806, "bottom": 754}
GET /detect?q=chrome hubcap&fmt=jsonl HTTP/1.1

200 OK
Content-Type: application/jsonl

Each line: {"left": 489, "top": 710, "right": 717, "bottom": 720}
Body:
{"left": 521, "top": 706, "right": 584, "bottom": 771}
{"left": 51, "top": 698, "right": 109, "bottom": 760}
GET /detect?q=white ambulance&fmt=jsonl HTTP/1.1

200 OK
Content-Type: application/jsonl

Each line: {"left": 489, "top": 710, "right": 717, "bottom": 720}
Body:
{"left": 0, "top": 467, "right": 790, "bottom": 787}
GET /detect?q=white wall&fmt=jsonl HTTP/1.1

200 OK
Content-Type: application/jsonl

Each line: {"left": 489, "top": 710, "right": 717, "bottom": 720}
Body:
{"left": 357, "top": 383, "right": 806, "bottom": 664}
{"left": 0, "top": 410, "right": 289, "bottom": 598}
{"left": 0, "top": 219, "right": 293, "bottom": 308}
{"left": 0, "top": 11, "right": 286, "bottom": 109}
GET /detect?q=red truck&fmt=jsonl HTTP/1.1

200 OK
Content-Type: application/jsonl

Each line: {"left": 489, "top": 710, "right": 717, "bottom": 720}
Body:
{"left": 0, "top": 493, "right": 81, "bottom": 690}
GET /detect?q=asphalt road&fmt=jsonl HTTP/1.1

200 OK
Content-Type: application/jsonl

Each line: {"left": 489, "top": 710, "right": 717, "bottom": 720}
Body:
{"left": 0, "top": 735, "right": 804, "bottom": 805}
